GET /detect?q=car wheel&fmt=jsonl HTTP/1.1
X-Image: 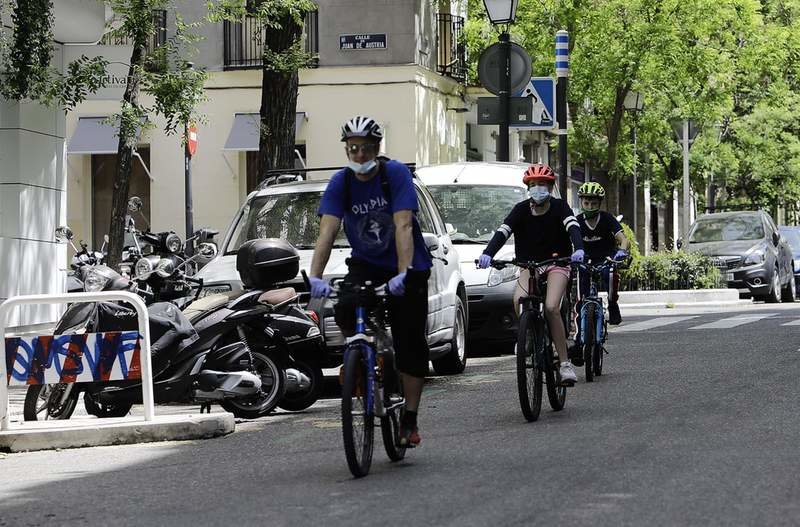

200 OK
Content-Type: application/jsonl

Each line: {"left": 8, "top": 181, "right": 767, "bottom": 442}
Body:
{"left": 782, "top": 271, "right": 797, "bottom": 302}
{"left": 432, "top": 296, "right": 468, "bottom": 375}
{"left": 767, "top": 266, "right": 782, "bottom": 303}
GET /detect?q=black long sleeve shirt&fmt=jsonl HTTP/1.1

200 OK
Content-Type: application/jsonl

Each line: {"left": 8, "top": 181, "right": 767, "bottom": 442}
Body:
{"left": 483, "top": 198, "right": 584, "bottom": 261}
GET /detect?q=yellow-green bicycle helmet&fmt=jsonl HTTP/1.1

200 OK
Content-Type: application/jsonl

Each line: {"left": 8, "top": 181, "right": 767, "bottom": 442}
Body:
{"left": 578, "top": 181, "right": 606, "bottom": 199}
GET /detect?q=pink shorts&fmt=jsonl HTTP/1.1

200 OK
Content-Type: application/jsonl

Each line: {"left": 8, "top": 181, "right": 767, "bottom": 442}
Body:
{"left": 536, "top": 264, "right": 571, "bottom": 280}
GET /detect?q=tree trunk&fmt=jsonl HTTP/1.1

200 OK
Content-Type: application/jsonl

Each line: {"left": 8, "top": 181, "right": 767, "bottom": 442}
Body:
{"left": 106, "top": 41, "right": 146, "bottom": 269}
{"left": 605, "top": 83, "right": 630, "bottom": 177}
{"left": 257, "top": 14, "right": 304, "bottom": 183}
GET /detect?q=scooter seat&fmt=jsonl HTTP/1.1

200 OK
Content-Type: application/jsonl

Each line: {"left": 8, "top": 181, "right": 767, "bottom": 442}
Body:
{"left": 258, "top": 287, "right": 297, "bottom": 306}
{"left": 183, "top": 291, "right": 240, "bottom": 322}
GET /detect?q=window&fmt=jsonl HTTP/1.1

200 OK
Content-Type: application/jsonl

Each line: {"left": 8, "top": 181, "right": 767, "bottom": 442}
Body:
{"left": 415, "top": 189, "right": 436, "bottom": 234}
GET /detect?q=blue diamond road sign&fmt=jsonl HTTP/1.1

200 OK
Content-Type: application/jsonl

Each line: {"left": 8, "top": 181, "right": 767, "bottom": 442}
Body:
{"left": 513, "top": 77, "right": 556, "bottom": 130}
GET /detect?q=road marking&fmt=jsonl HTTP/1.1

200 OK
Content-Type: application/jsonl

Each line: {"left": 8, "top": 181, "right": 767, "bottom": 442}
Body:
{"left": 613, "top": 316, "right": 699, "bottom": 333}
{"left": 782, "top": 319, "right": 800, "bottom": 326}
{"left": 690, "top": 312, "right": 777, "bottom": 330}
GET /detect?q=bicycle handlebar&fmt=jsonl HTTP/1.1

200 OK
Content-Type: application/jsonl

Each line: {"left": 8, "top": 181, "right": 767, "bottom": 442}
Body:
{"left": 574, "top": 257, "right": 626, "bottom": 273}
{"left": 478, "top": 256, "right": 573, "bottom": 270}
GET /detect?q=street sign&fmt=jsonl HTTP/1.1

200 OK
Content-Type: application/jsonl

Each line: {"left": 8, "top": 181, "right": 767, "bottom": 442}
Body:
{"left": 339, "top": 34, "right": 387, "bottom": 50}
{"left": 478, "top": 42, "right": 532, "bottom": 96}
{"left": 187, "top": 124, "right": 198, "bottom": 157}
{"left": 477, "top": 97, "right": 533, "bottom": 126}
{"left": 513, "top": 77, "right": 556, "bottom": 130}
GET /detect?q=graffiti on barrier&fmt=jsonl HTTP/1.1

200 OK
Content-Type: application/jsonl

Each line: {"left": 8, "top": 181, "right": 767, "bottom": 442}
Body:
{"left": 4, "top": 331, "right": 142, "bottom": 385}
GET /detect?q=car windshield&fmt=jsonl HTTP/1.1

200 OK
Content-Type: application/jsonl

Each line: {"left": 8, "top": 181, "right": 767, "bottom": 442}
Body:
{"left": 426, "top": 185, "right": 526, "bottom": 243}
{"left": 689, "top": 215, "right": 764, "bottom": 243}
{"left": 780, "top": 228, "right": 800, "bottom": 250}
{"left": 224, "top": 191, "right": 349, "bottom": 254}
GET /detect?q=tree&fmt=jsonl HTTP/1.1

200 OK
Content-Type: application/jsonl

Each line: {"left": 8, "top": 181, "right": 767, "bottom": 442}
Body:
{"left": 0, "top": 0, "right": 108, "bottom": 110}
{"left": 208, "top": 0, "right": 316, "bottom": 180}
{"left": 104, "top": 1, "right": 207, "bottom": 268}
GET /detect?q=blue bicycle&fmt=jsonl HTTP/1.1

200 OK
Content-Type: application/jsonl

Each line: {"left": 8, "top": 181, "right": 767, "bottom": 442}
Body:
{"left": 575, "top": 258, "right": 622, "bottom": 382}
{"left": 331, "top": 279, "right": 406, "bottom": 478}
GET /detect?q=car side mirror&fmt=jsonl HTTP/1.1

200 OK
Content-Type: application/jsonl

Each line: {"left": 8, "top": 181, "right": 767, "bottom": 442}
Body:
{"left": 676, "top": 238, "right": 684, "bottom": 250}
{"left": 198, "top": 242, "right": 218, "bottom": 259}
{"left": 422, "top": 232, "right": 439, "bottom": 252}
{"left": 772, "top": 232, "right": 780, "bottom": 246}
{"left": 445, "top": 223, "right": 457, "bottom": 236}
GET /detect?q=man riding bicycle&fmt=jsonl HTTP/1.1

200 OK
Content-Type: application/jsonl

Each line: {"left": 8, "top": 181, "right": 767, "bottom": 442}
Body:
{"left": 308, "top": 115, "right": 433, "bottom": 448}
{"left": 477, "top": 163, "right": 584, "bottom": 385}
{"left": 574, "top": 181, "right": 629, "bottom": 325}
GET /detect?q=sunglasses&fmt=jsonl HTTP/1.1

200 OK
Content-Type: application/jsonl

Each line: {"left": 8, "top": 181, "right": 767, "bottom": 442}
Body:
{"left": 346, "top": 143, "right": 378, "bottom": 155}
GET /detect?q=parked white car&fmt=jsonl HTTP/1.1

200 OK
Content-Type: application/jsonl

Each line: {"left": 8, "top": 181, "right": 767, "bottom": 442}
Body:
{"left": 195, "top": 175, "right": 469, "bottom": 375}
{"left": 417, "top": 162, "right": 561, "bottom": 354}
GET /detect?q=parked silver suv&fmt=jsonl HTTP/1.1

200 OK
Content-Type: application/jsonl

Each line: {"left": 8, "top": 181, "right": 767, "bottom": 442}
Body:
{"left": 195, "top": 177, "right": 469, "bottom": 375}
{"left": 685, "top": 210, "right": 795, "bottom": 302}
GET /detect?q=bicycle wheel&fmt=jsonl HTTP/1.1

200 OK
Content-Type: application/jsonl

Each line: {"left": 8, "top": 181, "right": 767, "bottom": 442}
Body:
{"left": 542, "top": 320, "right": 567, "bottom": 411}
{"left": 381, "top": 374, "right": 406, "bottom": 461}
{"left": 583, "top": 303, "right": 595, "bottom": 383}
{"left": 516, "top": 311, "right": 543, "bottom": 422}
{"left": 341, "top": 345, "right": 375, "bottom": 478}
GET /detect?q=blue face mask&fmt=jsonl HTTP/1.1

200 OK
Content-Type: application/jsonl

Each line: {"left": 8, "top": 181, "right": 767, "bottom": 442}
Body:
{"left": 347, "top": 159, "right": 377, "bottom": 174}
{"left": 528, "top": 186, "right": 551, "bottom": 204}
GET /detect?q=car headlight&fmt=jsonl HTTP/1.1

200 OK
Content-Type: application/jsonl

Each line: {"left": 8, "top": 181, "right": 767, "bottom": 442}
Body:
{"left": 165, "top": 233, "right": 183, "bottom": 254}
{"left": 83, "top": 268, "right": 110, "bottom": 292}
{"left": 743, "top": 250, "right": 766, "bottom": 266}
{"left": 135, "top": 257, "right": 154, "bottom": 277}
{"left": 488, "top": 264, "right": 519, "bottom": 287}
{"left": 155, "top": 258, "right": 175, "bottom": 278}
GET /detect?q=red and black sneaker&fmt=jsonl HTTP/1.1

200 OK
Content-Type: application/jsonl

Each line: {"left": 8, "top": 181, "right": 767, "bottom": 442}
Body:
{"left": 398, "top": 424, "right": 421, "bottom": 448}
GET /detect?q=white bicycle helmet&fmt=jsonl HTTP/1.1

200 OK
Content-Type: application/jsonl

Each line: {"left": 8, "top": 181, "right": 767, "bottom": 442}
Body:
{"left": 341, "top": 115, "right": 383, "bottom": 142}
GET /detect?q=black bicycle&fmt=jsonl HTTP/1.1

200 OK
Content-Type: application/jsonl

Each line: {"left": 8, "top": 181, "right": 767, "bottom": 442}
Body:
{"left": 329, "top": 279, "right": 406, "bottom": 478}
{"left": 485, "top": 257, "right": 573, "bottom": 422}
{"left": 575, "top": 258, "right": 623, "bottom": 382}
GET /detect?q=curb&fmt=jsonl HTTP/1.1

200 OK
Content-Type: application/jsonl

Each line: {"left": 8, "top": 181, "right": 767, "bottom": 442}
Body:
{"left": 618, "top": 289, "right": 741, "bottom": 307}
{"left": 0, "top": 412, "right": 235, "bottom": 453}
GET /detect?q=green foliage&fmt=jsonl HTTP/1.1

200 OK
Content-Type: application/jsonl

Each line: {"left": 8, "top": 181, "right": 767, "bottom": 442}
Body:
{"left": 0, "top": 0, "right": 108, "bottom": 108}
{"left": 621, "top": 250, "right": 723, "bottom": 290}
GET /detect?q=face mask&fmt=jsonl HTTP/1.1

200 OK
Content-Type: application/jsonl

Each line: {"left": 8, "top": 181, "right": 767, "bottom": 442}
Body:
{"left": 528, "top": 186, "right": 551, "bottom": 204}
{"left": 347, "top": 159, "right": 377, "bottom": 174}
{"left": 582, "top": 208, "right": 600, "bottom": 219}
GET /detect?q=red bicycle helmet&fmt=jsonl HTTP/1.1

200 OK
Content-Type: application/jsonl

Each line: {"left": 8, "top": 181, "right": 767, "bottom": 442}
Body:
{"left": 522, "top": 163, "right": 556, "bottom": 184}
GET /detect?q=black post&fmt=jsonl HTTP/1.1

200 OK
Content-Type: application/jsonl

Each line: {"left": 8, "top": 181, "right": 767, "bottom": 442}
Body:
{"left": 184, "top": 123, "right": 194, "bottom": 256}
{"left": 556, "top": 77, "right": 568, "bottom": 199}
{"left": 497, "top": 31, "right": 511, "bottom": 162}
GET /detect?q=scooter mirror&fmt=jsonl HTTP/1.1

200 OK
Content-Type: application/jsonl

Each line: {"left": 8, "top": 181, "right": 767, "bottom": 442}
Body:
{"left": 55, "top": 226, "right": 74, "bottom": 242}
{"left": 104, "top": 234, "right": 110, "bottom": 244}
{"left": 128, "top": 196, "right": 143, "bottom": 212}
{"left": 198, "top": 242, "right": 218, "bottom": 259}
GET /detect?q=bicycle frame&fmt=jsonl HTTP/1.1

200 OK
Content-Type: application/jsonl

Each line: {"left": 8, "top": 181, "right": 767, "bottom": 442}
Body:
{"left": 578, "top": 263, "right": 616, "bottom": 346}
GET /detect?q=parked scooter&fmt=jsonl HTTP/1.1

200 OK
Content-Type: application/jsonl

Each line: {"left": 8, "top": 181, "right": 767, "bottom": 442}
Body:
{"left": 23, "top": 238, "right": 283, "bottom": 421}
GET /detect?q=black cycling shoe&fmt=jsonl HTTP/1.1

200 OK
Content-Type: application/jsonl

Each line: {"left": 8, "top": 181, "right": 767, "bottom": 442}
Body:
{"left": 608, "top": 302, "right": 622, "bottom": 325}
{"left": 568, "top": 343, "right": 584, "bottom": 366}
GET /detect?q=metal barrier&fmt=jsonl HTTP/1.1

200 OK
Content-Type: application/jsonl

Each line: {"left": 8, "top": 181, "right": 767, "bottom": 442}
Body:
{"left": 0, "top": 291, "right": 154, "bottom": 431}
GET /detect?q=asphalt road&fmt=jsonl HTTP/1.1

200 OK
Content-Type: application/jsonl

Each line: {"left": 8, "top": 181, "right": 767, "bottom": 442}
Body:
{"left": 2, "top": 303, "right": 800, "bottom": 526}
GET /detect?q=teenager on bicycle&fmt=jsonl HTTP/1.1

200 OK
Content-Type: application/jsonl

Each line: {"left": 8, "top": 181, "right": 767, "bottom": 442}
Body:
{"left": 477, "top": 163, "right": 584, "bottom": 385}
{"left": 574, "top": 181, "right": 629, "bottom": 326}
{"left": 308, "top": 115, "right": 433, "bottom": 448}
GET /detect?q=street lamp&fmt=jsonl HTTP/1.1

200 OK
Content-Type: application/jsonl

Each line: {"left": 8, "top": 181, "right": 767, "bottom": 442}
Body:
{"left": 670, "top": 118, "right": 699, "bottom": 247}
{"left": 482, "top": 0, "right": 518, "bottom": 162}
{"left": 482, "top": 0, "right": 519, "bottom": 24}
{"left": 623, "top": 91, "right": 644, "bottom": 247}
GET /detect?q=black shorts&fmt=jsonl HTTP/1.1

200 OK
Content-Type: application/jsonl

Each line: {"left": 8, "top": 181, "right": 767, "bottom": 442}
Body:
{"left": 334, "top": 258, "right": 430, "bottom": 378}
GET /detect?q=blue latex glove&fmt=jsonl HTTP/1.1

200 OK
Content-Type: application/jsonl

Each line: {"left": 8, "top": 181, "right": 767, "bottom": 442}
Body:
{"left": 387, "top": 272, "right": 407, "bottom": 296}
{"left": 477, "top": 254, "right": 492, "bottom": 269}
{"left": 571, "top": 249, "right": 585, "bottom": 264}
{"left": 613, "top": 249, "right": 628, "bottom": 261}
{"left": 308, "top": 276, "right": 331, "bottom": 298}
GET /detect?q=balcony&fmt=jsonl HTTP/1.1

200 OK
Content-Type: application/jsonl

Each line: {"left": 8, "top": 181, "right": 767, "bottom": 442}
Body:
{"left": 437, "top": 13, "right": 466, "bottom": 83}
{"left": 100, "top": 10, "right": 167, "bottom": 56}
{"left": 223, "top": 10, "right": 319, "bottom": 70}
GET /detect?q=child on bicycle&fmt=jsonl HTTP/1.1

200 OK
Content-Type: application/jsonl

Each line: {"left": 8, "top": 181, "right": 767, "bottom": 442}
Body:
{"left": 477, "top": 163, "right": 584, "bottom": 385}
{"left": 573, "top": 182, "right": 629, "bottom": 326}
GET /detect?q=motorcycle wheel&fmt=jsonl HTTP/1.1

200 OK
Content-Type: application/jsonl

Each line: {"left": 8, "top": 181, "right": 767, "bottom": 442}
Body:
{"left": 277, "top": 361, "right": 325, "bottom": 412}
{"left": 221, "top": 351, "right": 285, "bottom": 419}
{"left": 83, "top": 392, "right": 134, "bottom": 418}
{"left": 23, "top": 384, "right": 80, "bottom": 421}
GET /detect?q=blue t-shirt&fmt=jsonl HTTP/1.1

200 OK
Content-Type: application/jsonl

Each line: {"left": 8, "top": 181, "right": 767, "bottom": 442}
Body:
{"left": 318, "top": 160, "right": 433, "bottom": 272}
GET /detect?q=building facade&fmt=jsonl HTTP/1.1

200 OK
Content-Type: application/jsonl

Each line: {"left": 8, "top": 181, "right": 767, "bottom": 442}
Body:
{"left": 65, "top": 0, "right": 472, "bottom": 248}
